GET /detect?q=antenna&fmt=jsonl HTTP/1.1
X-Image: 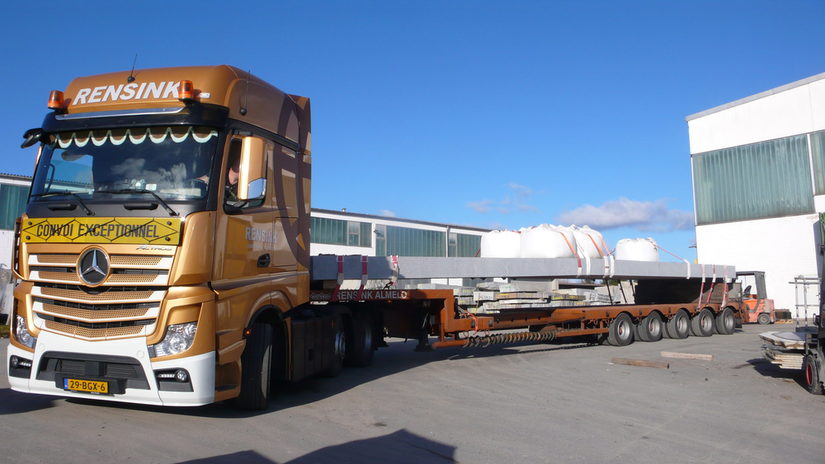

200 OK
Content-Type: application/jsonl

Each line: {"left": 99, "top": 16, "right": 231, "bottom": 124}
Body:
{"left": 239, "top": 69, "right": 250, "bottom": 116}
{"left": 127, "top": 54, "right": 138, "bottom": 83}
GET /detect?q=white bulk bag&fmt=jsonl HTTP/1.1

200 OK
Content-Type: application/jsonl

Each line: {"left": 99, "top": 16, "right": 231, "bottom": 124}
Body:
{"left": 520, "top": 224, "right": 577, "bottom": 258}
{"left": 571, "top": 225, "right": 609, "bottom": 258}
{"left": 615, "top": 238, "right": 659, "bottom": 262}
{"left": 480, "top": 230, "right": 522, "bottom": 258}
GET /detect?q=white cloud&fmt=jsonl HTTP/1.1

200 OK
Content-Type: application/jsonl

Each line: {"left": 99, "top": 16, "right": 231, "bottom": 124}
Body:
{"left": 467, "top": 200, "right": 493, "bottom": 214}
{"left": 379, "top": 209, "right": 397, "bottom": 217}
{"left": 467, "top": 183, "right": 539, "bottom": 215}
{"left": 558, "top": 197, "right": 694, "bottom": 232}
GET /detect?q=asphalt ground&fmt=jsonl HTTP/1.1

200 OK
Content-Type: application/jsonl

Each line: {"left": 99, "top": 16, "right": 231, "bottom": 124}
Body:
{"left": 1, "top": 324, "right": 824, "bottom": 464}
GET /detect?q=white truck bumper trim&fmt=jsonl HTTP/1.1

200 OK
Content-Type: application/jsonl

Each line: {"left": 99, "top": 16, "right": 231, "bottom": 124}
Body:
{"left": 7, "top": 331, "right": 215, "bottom": 407}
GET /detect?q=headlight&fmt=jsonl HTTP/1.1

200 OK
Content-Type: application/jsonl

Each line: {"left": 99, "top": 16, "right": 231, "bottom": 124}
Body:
{"left": 149, "top": 322, "right": 197, "bottom": 357}
{"left": 14, "top": 315, "right": 37, "bottom": 349}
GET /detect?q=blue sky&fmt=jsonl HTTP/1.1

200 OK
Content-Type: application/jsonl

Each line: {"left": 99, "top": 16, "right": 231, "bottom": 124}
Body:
{"left": 2, "top": 0, "right": 824, "bottom": 260}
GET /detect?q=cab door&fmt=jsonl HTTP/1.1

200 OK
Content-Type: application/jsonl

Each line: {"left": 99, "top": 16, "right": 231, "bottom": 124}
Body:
{"left": 212, "top": 136, "right": 282, "bottom": 284}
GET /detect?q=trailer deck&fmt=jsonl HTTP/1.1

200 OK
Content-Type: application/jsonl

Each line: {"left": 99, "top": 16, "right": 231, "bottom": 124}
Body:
{"left": 311, "top": 255, "right": 735, "bottom": 281}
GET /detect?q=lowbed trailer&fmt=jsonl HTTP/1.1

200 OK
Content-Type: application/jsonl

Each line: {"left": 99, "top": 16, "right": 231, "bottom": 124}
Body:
{"left": 309, "top": 255, "right": 741, "bottom": 350}
{"left": 7, "top": 65, "right": 742, "bottom": 410}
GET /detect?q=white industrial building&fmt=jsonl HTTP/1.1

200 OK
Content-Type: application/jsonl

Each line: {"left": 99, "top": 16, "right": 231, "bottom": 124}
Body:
{"left": 687, "top": 71, "right": 825, "bottom": 318}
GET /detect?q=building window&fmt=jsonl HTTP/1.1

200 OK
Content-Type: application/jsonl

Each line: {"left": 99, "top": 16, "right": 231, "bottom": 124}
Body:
{"left": 0, "top": 184, "right": 29, "bottom": 230}
{"left": 692, "top": 134, "right": 813, "bottom": 225}
{"left": 375, "top": 224, "right": 386, "bottom": 256}
{"left": 311, "top": 217, "right": 371, "bottom": 247}
{"left": 811, "top": 130, "right": 825, "bottom": 195}
{"left": 346, "top": 221, "right": 371, "bottom": 247}
{"left": 449, "top": 233, "right": 481, "bottom": 257}
{"left": 381, "top": 226, "right": 446, "bottom": 257}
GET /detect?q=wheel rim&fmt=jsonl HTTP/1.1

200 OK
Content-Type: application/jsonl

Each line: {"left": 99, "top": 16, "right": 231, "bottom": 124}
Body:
{"left": 701, "top": 313, "right": 713, "bottom": 332}
{"left": 648, "top": 318, "right": 660, "bottom": 337}
{"left": 724, "top": 313, "right": 735, "bottom": 331}
{"left": 363, "top": 324, "right": 373, "bottom": 351}
{"left": 806, "top": 361, "right": 814, "bottom": 386}
{"left": 618, "top": 320, "right": 630, "bottom": 340}
{"left": 334, "top": 328, "right": 347, "bottom": 360}
{"left": 676, "top": 315, "right": 687, "bottom": 333}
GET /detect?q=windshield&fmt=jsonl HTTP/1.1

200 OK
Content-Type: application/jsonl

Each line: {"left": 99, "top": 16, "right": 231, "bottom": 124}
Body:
{"left": 31, "top": 126, "right": 219, "bottom": 201}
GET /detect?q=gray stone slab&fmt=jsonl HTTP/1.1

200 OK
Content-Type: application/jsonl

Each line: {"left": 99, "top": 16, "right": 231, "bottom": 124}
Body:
{"left": 311, "top": 256, "right": 736, "bottom": 281}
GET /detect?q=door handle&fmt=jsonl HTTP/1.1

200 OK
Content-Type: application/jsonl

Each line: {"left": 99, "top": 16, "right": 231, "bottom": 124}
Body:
{"left": 257, "top": 254, "right": 271, "bottom": 268}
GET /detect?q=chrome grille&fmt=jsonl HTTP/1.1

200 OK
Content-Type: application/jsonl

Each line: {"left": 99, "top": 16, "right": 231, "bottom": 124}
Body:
{"left": 29, "top": 251, "right": 171, "bottom": 340}
{"left": 44, "top": 320, "right": 146, "bottom": 338}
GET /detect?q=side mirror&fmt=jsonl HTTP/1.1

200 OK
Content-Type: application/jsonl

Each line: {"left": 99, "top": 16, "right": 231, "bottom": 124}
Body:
{"left": 21, "top": 128, "right": 44, "bottom": 148}
{"left": 237, "top": 136, "right": 269, "bottom": 201}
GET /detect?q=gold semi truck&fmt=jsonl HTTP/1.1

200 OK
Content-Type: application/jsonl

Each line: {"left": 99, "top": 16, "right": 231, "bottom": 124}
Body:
{"left": 8, "top": 65, "right": 744, "bottom": 409}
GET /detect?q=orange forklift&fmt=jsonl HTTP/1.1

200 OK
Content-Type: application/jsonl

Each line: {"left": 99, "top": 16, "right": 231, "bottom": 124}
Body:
{"left": 737, "top": 271, "right": 776, "bottom": 324}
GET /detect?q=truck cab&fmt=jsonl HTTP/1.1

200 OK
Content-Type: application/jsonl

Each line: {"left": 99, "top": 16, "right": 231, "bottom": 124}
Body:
{"left": 8, "top": 65, "right": 315, "bottom": 407}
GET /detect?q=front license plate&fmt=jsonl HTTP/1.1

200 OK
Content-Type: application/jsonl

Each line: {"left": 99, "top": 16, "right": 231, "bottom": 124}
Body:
{"left": 63, "top": 378, "right": 110, "bottom": 395}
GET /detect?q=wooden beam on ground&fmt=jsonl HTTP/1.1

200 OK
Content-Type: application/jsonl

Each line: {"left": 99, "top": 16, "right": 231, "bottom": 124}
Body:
{"left": 610, "top": 357, "right": 669, "bottom": 369}
{"left": 660, "top": 351, "right": 714, "bottom": 361}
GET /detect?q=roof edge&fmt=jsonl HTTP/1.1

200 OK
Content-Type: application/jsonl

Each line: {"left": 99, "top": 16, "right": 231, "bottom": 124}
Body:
{"left": 311, "top": 208, "right": 491, "bottom": 233}
{"left": 686, "top": 71, "right": 825, "bottom": 122}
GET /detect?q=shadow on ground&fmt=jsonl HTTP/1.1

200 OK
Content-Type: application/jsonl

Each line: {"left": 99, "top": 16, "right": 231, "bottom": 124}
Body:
{"left": 744, "top": 357, "right": 806, "bottom": 389}
{"left": 175, "top": 429, "right": 456, "bottom": 464}
{"left": 25, "top": 338, "right": 596, "bottom": 418}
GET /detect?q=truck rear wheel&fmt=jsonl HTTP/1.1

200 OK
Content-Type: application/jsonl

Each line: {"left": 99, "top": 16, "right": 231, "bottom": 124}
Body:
{"left": 714, "top": 308, "right": 736, "bottom": 335}
{"left": 234, "top": 322, "right": 273, "bottom": 410}
{"left": 757, "top": 312, "right": 772, "bottom": 325}
{"left": 636, "top": 313, "right": 663, "bottom": 342}
{"left": 345, "top": 310, "right": 375, "bottom": 367}
{"left": 607, "top": 313, "right": 634, "bottom": 346}
{"left": 665, "top": 310, "right": 690, "bottom": 339}
{"left": 803, "top": 354, "right": 823, "bottom": 395}
{"left": 690, "top": 309, "right": 714, "bottom": 337}
{"left": 322, "top": 314, "right": 347, "bottom": 377}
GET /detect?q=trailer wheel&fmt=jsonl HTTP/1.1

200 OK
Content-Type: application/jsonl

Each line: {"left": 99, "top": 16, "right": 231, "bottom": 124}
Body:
{"left": 757, "top": 312, "right": 772, "bottom": 325}
{"left": 636, "top": 313, "right": 663, "bottom": 342}
{"left": 322, "top": 314, "right": 347, "bottom": 377}
{"left": 690, "top": 309, "right": 714, "bottom": 337}
{"left": 714, "top": 308, "right": 736, "bottom": 335}
{"left": 803, "top": 354, "right": 824, "bottom": 395}
{"left": 234, "top": 322, "right": 273, "bottom": 410}
{"left": 345, "top": 310, "right": 375, "bottom": 367}
{"left": 665, "top": 310, "right": 690, "bottom": 339}
{"left": 607, "top": 313, "right": 634, "bottom": 346}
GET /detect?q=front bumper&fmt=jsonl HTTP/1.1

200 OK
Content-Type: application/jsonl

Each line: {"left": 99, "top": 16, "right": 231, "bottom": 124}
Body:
{"left": 7, "top": 331, "right": 215, "bottom": 407}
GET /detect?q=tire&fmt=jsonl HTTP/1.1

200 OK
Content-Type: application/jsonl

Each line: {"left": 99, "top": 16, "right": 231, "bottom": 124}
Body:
{"left": 234, "top": 322, "right": 273, "bottom": 410}
{"left": 345, "top": 310, "right": 375, "bottom": 367}
{"left": 665, "top": 310, "right": 690, "bottom": 339}
{"left": 607, "top": 313, "right": 634, "bottom": 346}
{"left": 715, "top": 307, "right": 736, "bottom": 335}
{"left": 803, "top": 354, "right": 824, "bottom": 395}
{"left": 690, "top": 309, "right": 715, "bottom": 337}
{"left": 757, "top": 312, "right": 772, "bottom": 325}
{"left": 322, "top": 314, "right": 346, "bottom": 377}
{"left": 636, "top": 313, "right": 663, "bottom": 342}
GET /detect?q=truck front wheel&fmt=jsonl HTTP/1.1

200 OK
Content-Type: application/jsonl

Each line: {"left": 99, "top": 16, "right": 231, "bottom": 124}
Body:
{"left": 803, "top": 354, "right": 824, "bottom": 395}
{"left": 234, "top": 322, "right": 273, "bottom": 410}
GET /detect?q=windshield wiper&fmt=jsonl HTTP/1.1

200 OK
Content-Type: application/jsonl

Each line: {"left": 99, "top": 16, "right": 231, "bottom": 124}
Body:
{"left": 96, "top": 189, "right": 179, "bottom": 216}
{"left": 31, "top": 191, "right": 94, "bottom": 216}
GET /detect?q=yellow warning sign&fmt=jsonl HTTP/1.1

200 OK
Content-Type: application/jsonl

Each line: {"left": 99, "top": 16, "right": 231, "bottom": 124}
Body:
{"left": 21, "top": 217, "right": 181, "bottom": 245}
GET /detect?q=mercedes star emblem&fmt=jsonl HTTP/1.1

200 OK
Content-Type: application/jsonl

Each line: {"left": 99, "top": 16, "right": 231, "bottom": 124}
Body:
{"left": 78, "top": 248, "right": 110, "bottom": 286}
